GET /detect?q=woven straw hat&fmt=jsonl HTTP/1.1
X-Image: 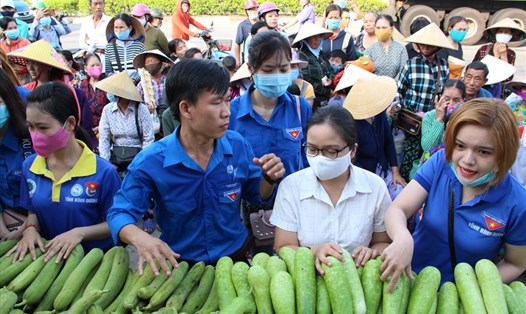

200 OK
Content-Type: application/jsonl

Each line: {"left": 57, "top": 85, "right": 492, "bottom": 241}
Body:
{"left": 343, "top": 76, "right": 397, "bottom": 120}
{"left": 133, "top": 49, "right": 173, "bottom": 69}
{"left": 291, "top": 22, "right": 332, "bottom": 48}
{"left": 106, "top": 15, "right": 145, "bottom": 42}
{"left": 480, "top": 55, "right": 515, "bottom": 85}
{"left": 95, "top": 71, "right": 143, "bottom": 103}
{"left": 230, "top": 63, "right": 251, "bottom": 83}
{"left": 7, "top": 40, "right": 71, "bottom": 74}
{"left": 485, "top": 18, "right": 526, "bottom": 41}
{"left": 405, "top": 23, "right": 454, "bottom": 50}
{"left": 335, "top": 64, "right": 375, "bottom": 92}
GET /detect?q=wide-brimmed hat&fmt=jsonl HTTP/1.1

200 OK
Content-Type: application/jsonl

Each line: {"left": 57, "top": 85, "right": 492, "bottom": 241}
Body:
{"left": 485, "top": 18, "right": 526, "bottom": 42}
{"left": 506, "top": 76, "right": 526, "bottom": 92}
{"left": 133, "top": 49, "right": 173, "bottom": 69}
{"left": 291, "top": 22, "right": 332, "bottom": 48}
{"left": 343, "top": 76, "right": 397, "bottom": 120}
{"left": 291, "top": 50, "right": 307, "bottom": 69}
{"left": 479, "top": 55, "right": 515, "bottom": 85}
{"left": 95, "top": 71, "right": 143, "bottom": 103}
{"left": 106, "top": 15, "right": 145, "bottom": 42}
{"left": 335, "top": 64, "right": 375, "bottom": 92}
{"left": 405, "top": 23, "right": 453, "bottom": 50}
{"left": 7, "top": 40, "right": 71, "bottom": 74}
{"left": 231, "top": 63, "right": 251, "bottom": 82}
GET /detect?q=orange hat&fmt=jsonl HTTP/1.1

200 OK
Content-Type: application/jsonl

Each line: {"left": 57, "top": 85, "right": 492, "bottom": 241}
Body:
{"left": 350, "top": 56, "right": 375, "bottom": 73}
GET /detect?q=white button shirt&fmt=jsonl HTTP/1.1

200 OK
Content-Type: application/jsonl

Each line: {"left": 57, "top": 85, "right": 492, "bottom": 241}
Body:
{"left": 79, "top": 13, "right": 111, "bottom": 51}
{"left": 270, "top": 164, "right": 391, "bottom": 253}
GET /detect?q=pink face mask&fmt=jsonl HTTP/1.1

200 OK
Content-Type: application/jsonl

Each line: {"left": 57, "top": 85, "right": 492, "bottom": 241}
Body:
{"left": 30, "top": 123, "right": 70, "bottom": 157}
{"left": 86, "top": 65, "right": 103, "bottom": 79}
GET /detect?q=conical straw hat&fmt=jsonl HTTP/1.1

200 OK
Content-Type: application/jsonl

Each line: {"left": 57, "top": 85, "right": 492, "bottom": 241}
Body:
{"left": 95, "top": 71, "right": 143, "bottom": 103}
{"left": 343, "top": 76, "right": 397, "bottom": 120}
{"left": 405, "top": 23, "right": 453, "bottom": 50}
{"left": 291, "top": 22, "right": 332, "bottom": 48}
{"left": 230, "top": 63, "right": 251, "bottom": 83}
{"left": 479, "top": 55, "right": 516, "bottom": 85}
{"left": 506, "top": 76, "right": 526, "bottom": 92}
{"left": 133, "top": 49, "right": 173, "bottom": 69}
{"left": 335, "top": 64, "right": 375, "bottom": 92}
{"left": 7, "top": 40, "right": 71, "bottom": 73}
{"left": 485, "top": 18, "right": 526, "bottom": 41}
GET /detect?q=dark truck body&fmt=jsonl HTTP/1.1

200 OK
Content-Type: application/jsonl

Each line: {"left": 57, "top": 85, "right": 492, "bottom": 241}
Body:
{"left": 390, "top": 0, "right": 526, "bottom": 45}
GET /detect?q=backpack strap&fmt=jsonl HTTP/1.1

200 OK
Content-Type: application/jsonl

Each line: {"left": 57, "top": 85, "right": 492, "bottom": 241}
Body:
{"left": 342, "top": 32, "right": 352, "bottom": 53}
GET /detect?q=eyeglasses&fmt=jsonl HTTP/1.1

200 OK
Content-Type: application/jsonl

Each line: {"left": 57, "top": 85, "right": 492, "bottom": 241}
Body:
{"left": 303, "top": 144, "right": 349, "bottom": 159}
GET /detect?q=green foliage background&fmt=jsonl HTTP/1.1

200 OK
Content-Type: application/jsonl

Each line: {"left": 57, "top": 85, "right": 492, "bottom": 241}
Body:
{"left": 42, "top": 0, "right": 387, "bottom": 16}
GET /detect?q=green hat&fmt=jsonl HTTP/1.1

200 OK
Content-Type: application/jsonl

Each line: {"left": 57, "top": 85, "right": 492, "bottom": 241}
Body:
{"left": 36, "top": 1, "right": 47, "bottom": 9}
{"left": 150, "top": 8, "right": 163, "bottom": 19}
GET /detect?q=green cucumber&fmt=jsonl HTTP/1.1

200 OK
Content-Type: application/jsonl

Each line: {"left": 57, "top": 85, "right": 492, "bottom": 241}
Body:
{"left": 247, "top": 265, "right": 273, "bottom": 314}
{"left": 215, "top": 256, "right": 237, "bottom": 310}
{"left": 166, "top": 261, "right": 206, "bottom": 311}
{"left": 316, "top": 274, "right": 331, "bottom": 314}
{"left": 437, "top": 281, "right": 459, "bottom": 314}
{"left": 475, "top": 259, "right": 507, "bottom": 314}
{"left": 454, "top": 262, "right": 487, "bottom": 314}
{"left": 407, "top": 266, "right": 441, "bottom": 314}
{"left": 342, "top": 248, "right": 366, "bottom": 314}
{"left": 503, "top": 283, "right": 525, "bottom": 314}
{"left": 510, "top": 281, "right": 526, "bottom": 310}
{"left": 294, "top": 247, "right": 316, "bottom": 314}
{"left": 180, "top": 264, "right": 215, "bottom": 313}
{"left": 278, "top": 246, "right": 295, "bottom": 280}
{"left": 362, "top": 258, "right": 382, "bottom": 314}
{"left": 230, "top": 262, "right": 256, "bottom": 314}
{"left": 322, "top": 256, "right": 353, "bottom": 314}
{"left": 270, "top": 271, "right": 295, "bottom": 314}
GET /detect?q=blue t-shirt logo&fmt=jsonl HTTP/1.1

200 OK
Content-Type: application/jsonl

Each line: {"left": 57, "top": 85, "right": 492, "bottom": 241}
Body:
{"left": 286, "top": 127, "right": 302, "bottom": 140}
{"left": 481, "top": 211, "right": 506, "bottom": 231}
{"left": 71, "top": 184, "right": 83, "bottom": 197}
{"left": 27, "top": 179, "right": 36, "bottom": 198}
{"left": 85, "top": 181, "right": 99, "bottom": 197}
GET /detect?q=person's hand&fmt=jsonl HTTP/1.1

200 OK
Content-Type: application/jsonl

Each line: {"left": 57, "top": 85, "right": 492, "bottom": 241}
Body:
{"left": 253, "top": 153, "right": 285, "bottom": 182}
{"left": 495, "top": 43, "right": 507, "bottom": 55}
{"left": 0, "top": 228, "right": 22, "bottom": 241}
{"left": 311, "top": 243, "right": 344, "bottom": 275}
{"left": 44, "top": 229, "right": 84, "bottom": 263}
{"left": 435, "top": 95, "right": 448, "bottom": 122}
{"left": 35, "top": 8, "right": 48, "bottom": 21}
{"left": 391, "top": 169, "right": 407, "bottom": 188}
{"left": 191, "top": 32, "right": 199, "bottom": 38}
{"left": 380, "top": 235, "right": 414, "bottom": 292}
{"left": 351, "top": 246, "right": 378, "bottom": 267}
{"left": 132, "top": 231, "right": 180, "bottom": 276}
{"left": 7, "top": 226, "right": 45, "bottom": 262}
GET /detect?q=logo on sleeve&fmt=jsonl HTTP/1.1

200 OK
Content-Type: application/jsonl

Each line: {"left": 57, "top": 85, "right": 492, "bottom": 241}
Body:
{"left": 85, "top": 182, "right": 99, "bottom": 197}
{"left": 481, "top": 211, "right": 506, "bottom": 231}
{"left": 286, "top": 127, "right": 302, "bottom": 140}
{"left": 224, "top": 188, "right": 241, "bottom": 202}
{"left": 27, "top": 179, "right": 36, "bottom": 198}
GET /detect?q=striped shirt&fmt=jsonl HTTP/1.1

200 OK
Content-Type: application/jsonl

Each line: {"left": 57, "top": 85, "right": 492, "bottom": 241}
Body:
{"left": 397, "top": 55, "right": 449, "bottom": 113}
{"left": 104, "top": 40, "right": 144, "bottom": 79}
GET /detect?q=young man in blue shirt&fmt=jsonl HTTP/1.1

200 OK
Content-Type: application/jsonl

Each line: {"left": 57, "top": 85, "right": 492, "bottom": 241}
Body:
{"left": 107, "top": 59, "right": 284, "bottom": 275}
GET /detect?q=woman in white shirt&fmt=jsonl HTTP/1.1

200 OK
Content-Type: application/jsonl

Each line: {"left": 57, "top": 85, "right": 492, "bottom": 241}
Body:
{"left": 96, "top": 71, "right": 154, "bottom": 172}
{"left": 271, "top": 105, "right": 392, "bottom": 274}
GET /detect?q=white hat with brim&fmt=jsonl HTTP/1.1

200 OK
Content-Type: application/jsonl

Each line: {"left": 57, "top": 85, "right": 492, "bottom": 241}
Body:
{"left": 106, "top": 16, "right": 145, "bottom": 42}
{"left": 95, "top": 71, "right": 143, "bottom": 103}
{"left": 230, "top": 63, "right": 251, "bottom": 83}
{"left": 506, "top": 76, "right": 526, "bottom": 92}
{"left": 291, "top": 22, "right": 333, "bottom": 48}
{"left": 485, "top": 18, "right": 526, "bottom": 42}
{"left": 480, "top": 55, "right": 516, "bottom": 85}
{"left": 405, "top": 23, "right": 454, "bottom": 50}
{"left": 335, "top": 64, "right": 375, "bottom": 92}
{"left": 133, "top": 49, "right": 173, "bottom": 69}
{"left": 343, "top": 76, "right": 397, "bottom": 120}
{"left": 291, "top": 50, "right": 307, "bottom": 69}
{"left": 7, "top": 40, "right": 72, "bottom": 74}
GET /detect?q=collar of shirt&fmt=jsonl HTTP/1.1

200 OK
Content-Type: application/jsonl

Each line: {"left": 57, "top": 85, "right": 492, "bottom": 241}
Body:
{"left": 236, "top": 85, "right": 286, "bottom": 119}
{"left": 300, "top": 164, "right": 373, "bottom": 203}
{"left": 92, "top": 13, "right": 111, "bottom": 23}
{"left": 1, "top": 125, "right": 21, "bottom": 153}
{"left": 110, "top": 102, "right": 137, "bottom": 113}
{"left": 29, "top": 140, "right": 96, "bottom": 180}
{"left": 163, "top": 127, "right": 234, "bottom": 170}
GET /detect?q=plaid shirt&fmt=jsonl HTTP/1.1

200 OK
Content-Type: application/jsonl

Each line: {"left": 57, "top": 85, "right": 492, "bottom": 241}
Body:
{"left": 298, "top": 46, "right": 335, "bottom": 99}
{"left": 73, "top": 74, "right": 109, "bottom": 128}
{"left": 397, "top": 55, "right": 449, "bottom": 113}
{"left": 137, "top": 75, "right": 166, "bottom": 108}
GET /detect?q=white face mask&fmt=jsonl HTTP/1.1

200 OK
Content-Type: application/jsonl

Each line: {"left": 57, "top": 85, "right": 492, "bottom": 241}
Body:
{"left": 307, "top": 151, "right": 351, "bottom": 181}
{"left": 248, "top": 13, "right": 258, "bottom": 20}
{"left": 138, "top": 18, "right": 147, "bottom": 26}
{"left": 495, "top": 33, "right": 513, "bottom": 43}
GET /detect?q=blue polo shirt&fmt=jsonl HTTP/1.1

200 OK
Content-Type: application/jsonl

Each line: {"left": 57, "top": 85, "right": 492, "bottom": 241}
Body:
{"left": 477, "top": 87, "right": 493, "bottom": 98}
{"left": 229, "top": 86, "right": 312, "bottom": 179}
{"left": 412, "top": 150, "right": 526, "bottom": 283}
{"left": 0, "top": 125, "right": 31, "bottom": 212}
{"left": 107, "top": 129, "right": 262, "bottom": 264}
{"left": 19, "top": 141, "right": 120, "bottom": 252}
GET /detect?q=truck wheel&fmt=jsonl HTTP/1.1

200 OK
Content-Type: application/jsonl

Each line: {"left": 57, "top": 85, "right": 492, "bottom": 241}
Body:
{"left": 446, "top": 7, "right": 486, "bottom": 45}
{"left": 489, "top": 8, "right": 526, "bottom": 47}
{"left": 399, "top": 5, "right": 440, "bottom": 37}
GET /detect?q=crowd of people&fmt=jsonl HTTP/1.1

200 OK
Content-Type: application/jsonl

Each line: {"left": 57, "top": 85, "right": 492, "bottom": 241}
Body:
{"left": 1, "top": 0, "right": 525, "bottom": 286}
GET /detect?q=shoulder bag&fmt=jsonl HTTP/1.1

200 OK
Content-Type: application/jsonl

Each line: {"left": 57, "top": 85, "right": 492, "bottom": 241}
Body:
{"left": 111, "top": 103, "right": 143, "bottom": 167}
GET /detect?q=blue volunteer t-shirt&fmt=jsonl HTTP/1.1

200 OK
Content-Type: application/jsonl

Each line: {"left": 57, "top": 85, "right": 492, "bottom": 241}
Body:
{"left": 20, "top": 141, "right": 120, "bottom": 252}
{"left": 107, "top": 129, "right": 263, "bottom": 264}
{"left": 412, "top": 150, "right": 526, "bottom": 283}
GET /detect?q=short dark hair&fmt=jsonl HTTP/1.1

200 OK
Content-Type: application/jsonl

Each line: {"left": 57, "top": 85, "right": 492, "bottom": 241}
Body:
{"left": 307, "top": 105, "right": 357, "bottom": 147}
{"left": 465, "top": 61, "right": 489, "bottom": 79}
{"left": 222, "top": 56, "right": 237, "bottom": 72}
{"left": 57, "top": 50, "right": 80, "bottom": 71}
{"left": 410, "top": 17, "right": 430, "bottom": 35}
{"left": 0, "top": 16, "right": 16, "bottom": 30}
{"left": 184, "top": 47, "right": 202, "bottom": 59}
{"left": 376, "top": 14, "right": 394, "bottom": 27}
{"left": 342, "top": 8, "right": 350, "bottom": 13}
{"left": 330, "top": 49, "right": 347, "bottom": 63}
{"left": 325, "top": 4, "right": 342, "bottom": 18}
{"left": 168, "top": 38, "right": 184, "bottom": 54}
{"left": 27, "top": 82, "right": 91, "bottom": 148}
{"left": 84, "top": 52, "right": 102, "bottom": 65}
{"left": 248, "top": 31, "right": 291, "bottom": 70}
{"left": 443, "top": 79, "right": 466, "bottom": 99}
{"left": 0, "top": 68, "right": 27, "bottom": 139}
{"left": 250, "top": 21, "right": 268, "bottom": 36}
{"left": 166, "top": 59, "right": 230, "bottom": 121}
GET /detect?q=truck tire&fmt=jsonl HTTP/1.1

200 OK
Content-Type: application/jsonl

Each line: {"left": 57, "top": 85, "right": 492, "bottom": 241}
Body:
{"left": 400, "top": 5, "right": 440, "bottom": 37}
{"left": 489, "top": 8, "right": 526, "bottom": 47}
{"left": 446, "top": 7, "right": 486, "bottom": 45}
